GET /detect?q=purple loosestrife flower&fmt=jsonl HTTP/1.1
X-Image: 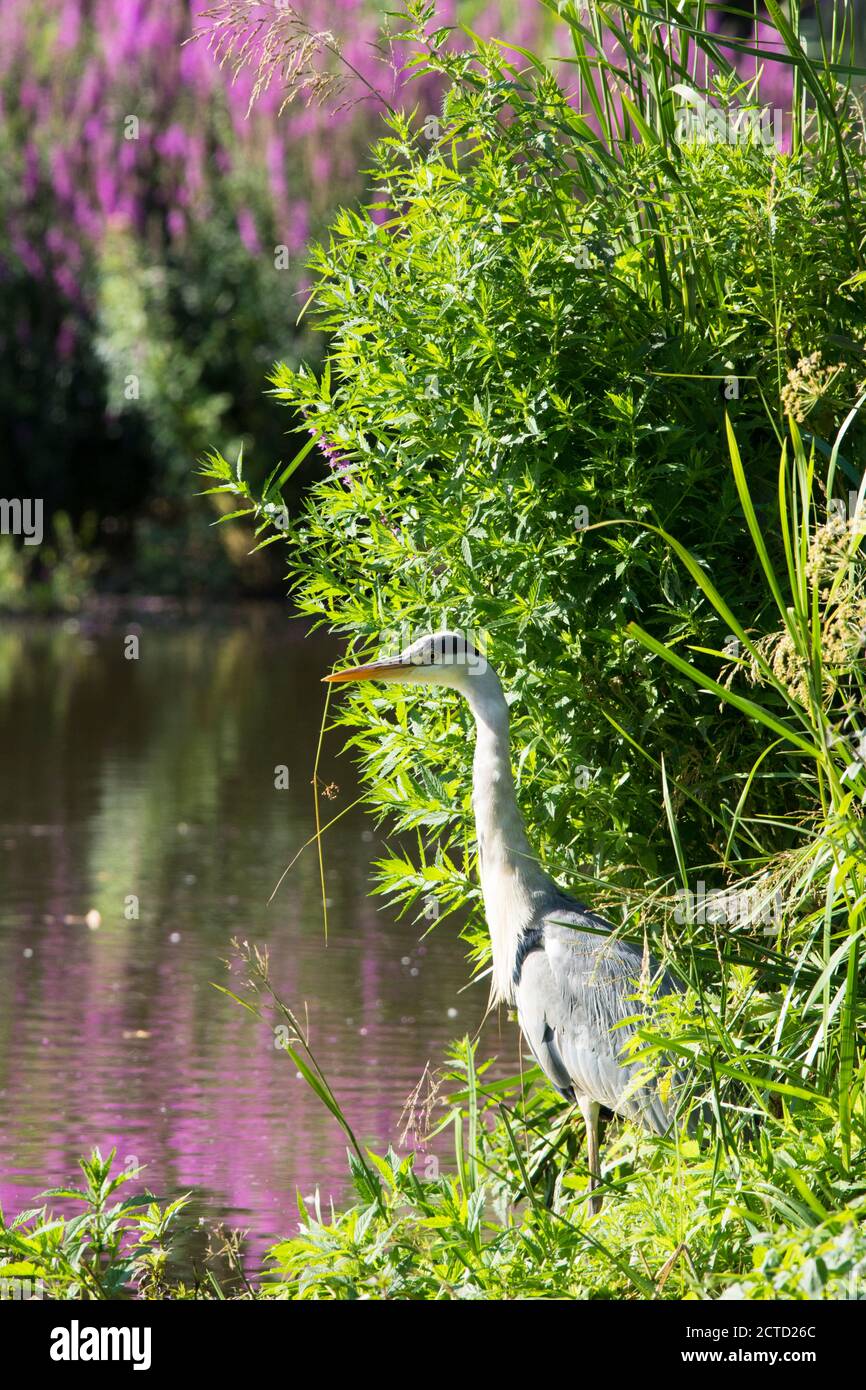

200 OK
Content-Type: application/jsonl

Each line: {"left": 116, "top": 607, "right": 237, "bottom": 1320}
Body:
{"left": 23, "top": 142, "right": 40, "bottom": 200}
{"left": 184, "top": 134, "right": 206, "bottom": 196}
{"left": 236, "top": 207, "right": 261, "bottom": 256}
{"left": 118, "top": 140, "right": 139, "bottom": 175}
{"left": 302, "top": 397, "right": 351, "bottom": 473}
{"left": 156, "top": 125, "right": 190, "bottom": 162}
{"left": 56, "top": 319, "right": 77, "bottom": 359}
{"left": 2, "top": 0, "right": 551, "bottom": 348}
{"left": 116, "top": 193, "right": 138, "bottom": 227}
{"left": 53, "top": 264, "right": 80, "bottom": 301}
{"left": 11, "top": 235, "right": 42, "bottom": 277}
{"left": 167, "top": 207, "right": 187, "bottom": 241}
{"left": 286, "top": 201, "right": 310, "bottom": 254}
{"left": 72, "top": 195, "right": 101, "bottom": 242}
{"left": 0, "top": 12, "right": 24, "bottom": 80}
{"left": 50, "top": 148, "right": 74, "bottom": 203}
{"left": 94, "top": 168, "right": 119, "bottom": 217}
{"left": 57, "top": 0, "right": 81, "bottom": 52}
{"left": 180, "top": 19, "right": 218, "bottom": 95}
{"left": 706, "top": 6, "right": 793, "bottom": 148}
{"left": 266, "top": 134, "right": 287, "bottom": 201}
{"left": 311, "top": 148, "right": 331, "bottom": 188}
{"left": 19, "top": 77, "right": 39, "bottom": 110}
{"left": 310, "top": 426, "right": 350, "bottom": 474}
{"left": 73, "top": 61, "right": 104, "bottom": 121}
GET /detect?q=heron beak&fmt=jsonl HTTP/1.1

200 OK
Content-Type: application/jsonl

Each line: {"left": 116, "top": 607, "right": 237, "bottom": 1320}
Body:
{"left": 323, "top": 660, "right": 405, "bottom": 684}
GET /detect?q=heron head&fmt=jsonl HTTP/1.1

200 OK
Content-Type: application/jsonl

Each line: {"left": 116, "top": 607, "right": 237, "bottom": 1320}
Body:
{"left": 323, "top": 630, "right": 489, "bottom": 692}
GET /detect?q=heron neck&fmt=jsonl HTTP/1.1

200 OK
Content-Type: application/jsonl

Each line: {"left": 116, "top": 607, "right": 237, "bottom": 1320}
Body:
{"left": 464, "top": 679, "right": 555, "bottom": 1006}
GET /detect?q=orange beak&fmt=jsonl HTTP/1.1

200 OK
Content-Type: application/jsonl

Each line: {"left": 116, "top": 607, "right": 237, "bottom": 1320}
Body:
{"left": 322, "top": 660, "right": 405, "bottom": 684}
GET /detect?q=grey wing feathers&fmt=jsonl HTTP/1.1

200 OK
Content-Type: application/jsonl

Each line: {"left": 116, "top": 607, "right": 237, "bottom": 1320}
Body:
{"left": 515, "top": 905, "right": 679, "bottom": 1135}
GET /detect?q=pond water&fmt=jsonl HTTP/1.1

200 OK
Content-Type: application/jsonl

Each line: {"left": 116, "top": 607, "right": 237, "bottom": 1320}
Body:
{"left": 0, "top": 607, "right": 505, "bottom": 1277}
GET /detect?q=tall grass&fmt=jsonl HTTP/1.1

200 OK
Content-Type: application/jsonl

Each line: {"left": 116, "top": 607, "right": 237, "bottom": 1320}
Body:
{"left": 628, "top": 412, "right": 866, "bottom": 1164}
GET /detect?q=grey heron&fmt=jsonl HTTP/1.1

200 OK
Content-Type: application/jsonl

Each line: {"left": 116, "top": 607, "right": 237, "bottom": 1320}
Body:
{"left": 325, "top": 630, "right": 683, "bottom": 1213}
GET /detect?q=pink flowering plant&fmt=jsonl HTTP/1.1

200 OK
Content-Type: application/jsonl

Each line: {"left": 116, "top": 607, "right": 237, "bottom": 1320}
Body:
{"left": 0, "top": 1, "right": 453, "bottom": 594}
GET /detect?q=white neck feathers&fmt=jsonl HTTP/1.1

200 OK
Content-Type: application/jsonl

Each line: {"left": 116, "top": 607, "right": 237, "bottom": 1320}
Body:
{"left": 463, "top": 675, "right": 554, "bottom": 1006}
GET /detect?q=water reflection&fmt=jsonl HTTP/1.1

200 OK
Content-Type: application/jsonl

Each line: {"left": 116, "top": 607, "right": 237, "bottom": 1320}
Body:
{"left": 0, "top": 608, "right": 503, "bottom": 1273}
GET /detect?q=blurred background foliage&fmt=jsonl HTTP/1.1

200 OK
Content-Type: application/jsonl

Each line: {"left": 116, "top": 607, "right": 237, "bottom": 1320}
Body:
{"left": 0, "top": 0, "right": 551, "bottom": 605}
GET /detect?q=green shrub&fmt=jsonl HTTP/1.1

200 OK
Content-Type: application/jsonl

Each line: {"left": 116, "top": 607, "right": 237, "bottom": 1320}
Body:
{"left": 206, "top": 4, "right": 866, "bottom": 923}
{"left": 0, "top": 1149, "right": 192, "bottom": 1300}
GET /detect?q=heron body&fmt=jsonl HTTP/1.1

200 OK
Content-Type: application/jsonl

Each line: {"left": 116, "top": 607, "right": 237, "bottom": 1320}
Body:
{"left": 325, "top": 631, "right": 682, "bottom": 1211}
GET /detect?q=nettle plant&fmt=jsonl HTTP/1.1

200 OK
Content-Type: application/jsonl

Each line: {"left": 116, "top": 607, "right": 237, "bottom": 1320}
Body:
{"left": 0, "top": 1149, "right": 192, "bottom": 1300}
{"left": 203, "top": 4, "right": 866, "bottom": 969}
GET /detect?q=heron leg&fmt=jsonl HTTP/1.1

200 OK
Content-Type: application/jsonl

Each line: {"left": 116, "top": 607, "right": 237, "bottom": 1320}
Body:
{"left": 578, "top": 1095, "right": 602, "bottom": 1216}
